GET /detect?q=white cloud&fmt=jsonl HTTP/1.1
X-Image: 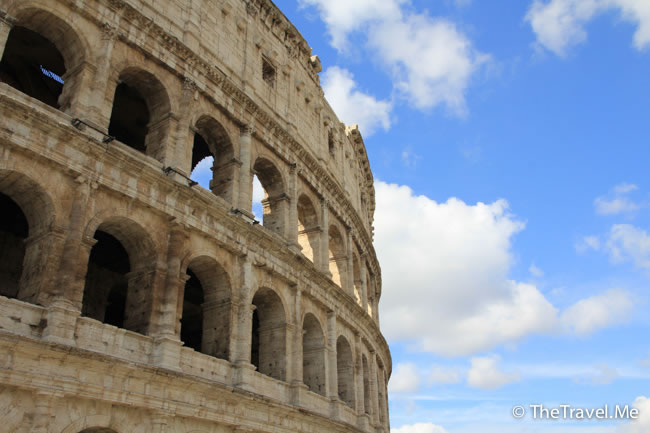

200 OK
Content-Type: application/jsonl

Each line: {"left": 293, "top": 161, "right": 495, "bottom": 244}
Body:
{"left": 368, "top": 15, "right": 489, "bottom": 113}
{"left": 526, "top": 0, "right": 650, "bottom": 56}
{"left": 401, "top": 149, "right": 422, "bottom": 168}
{"left": 252, "top": 175, "right": 265, "bottom": 221}
{"left": 594, "top": 183, "right": 640, "bottom": 215}
{"left": 529, "top": 263, "right": 544, "bottom": 277}
{"left": 389, "top": 362, "right": 421, "bottom": 393}
{"left": 298, "top": 0, "right": 404, "bottom": 51}
{"left": 605, "top": 224, "right": 650, "bottom": 269}
{"left": 561, "top": 288, "right": 635, "bottom": 335}
{"left": 302, "top": 1, "right": 489, "bottom": 114}
{"left": 576, "top": 235, "right": 601, "bottom": 253}
{"left": 467, "top": 356, "right": 520, "bottom": 390}
{"left": 428, "top": 365, "right": 462, "bottom": 385}
{"left": 375, "top": 181, "right": 636, "bottom": 356}
{"left": 392, "top": 423, "right": 451, "bottom": 433}
{"left": 322, "top": 67, "right": 391, "bottom": 136}
{"left": 618, "top": 396, "right": 650, "bottom": 433}
{"left": 573, "top": 364, "right": 619, "bottom": 385}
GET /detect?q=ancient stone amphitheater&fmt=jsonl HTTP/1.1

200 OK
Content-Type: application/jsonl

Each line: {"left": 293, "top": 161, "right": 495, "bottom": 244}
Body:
{"left": 0, "top": 0, "right": 391, "bottom": 432}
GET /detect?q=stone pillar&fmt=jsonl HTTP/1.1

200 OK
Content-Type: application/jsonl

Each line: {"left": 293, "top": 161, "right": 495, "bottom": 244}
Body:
{"left": 360, "top": 256, "right": 368, "bottom": 312}
{"left": 237, "top": 125, "right": 254, "bottom": 213}
{"left": 319, "top": 198, "right": 330, "bottom": 275}
{"left": 174, "top": 78, "right": 198, "bottom": 177}
{"left": 346, "top": 228, "right": 354, "bottom": 296}
{"left": 369, "top": 351, "right": 380, "bottom": 426}
{"left": 84, "top": 23, "right": 120, "bottom": 130}
{"left": 0, "top": 13, "right": 16, "bottom": 60}
{"left": 232, "top": 255, "right": 257, "bottom": 387}
{"left": 326, "top": 311, "right": 338, "bottom": 399}
{"left": 42, "top": 177, "right": 93, "bottom": 344}
{"left": 30, "top": 392, "right": 53, "bottom": 433}
{"left": 354, "top": 334, "right": 364, "bottom": 415}
{"left": 286, "top": 164, "right": 299, "bottom": 249}
{"left": 291, "top": 287, "right": 303, "bottom": 384}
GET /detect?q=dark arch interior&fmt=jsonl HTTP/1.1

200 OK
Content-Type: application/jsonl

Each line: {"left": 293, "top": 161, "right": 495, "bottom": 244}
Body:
{"left": 82, "top": 230, "right": 130, "bottom": 328}
{"left": 108, "top": 82, "right": 150, "bottom": 152}
{"left": 0, "top": 26, "right": 65, "bottom": 108}
{"left": 191, "top": 132, "right": 212, "bottom": 172}
{"left": 251, "top": 309, "right": 260, "bottom": 369}
{"left": 180, "top": 269, "right": 204, "bottom": 352}
{"left": 0, "top": 193, "right": 29, "bottom": 298}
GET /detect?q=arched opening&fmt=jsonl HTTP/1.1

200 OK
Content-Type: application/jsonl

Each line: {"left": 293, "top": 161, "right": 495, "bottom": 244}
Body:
{"left": 0, "top": 170, "right": 56, "bottom": 305}
{"left": 302, "top": 313, "right": 326, "bottom": 396}
{"left": 0, "top": 193, "right": 28, "bottom": 299}
{"left": 181, "top": 256, "right": 231, "bottom": 359}
{"left": 251, "top": 287, "right": 286, "bottom": 381}
{"left": 190, "top": 116, "right": 235, "bottom": 202}
{"left": 252, "top": 158, "right": 286, "bottom": 235}
{"left": 0, "top": 9, "right": 85, "bottom": 112}
{"left": 336, "top": 335, "right": 354, "bottom": 408}
{"left": 328, "top": 225, "right": 346, "bottom": 287}
{"left": 362, "top": 354, "right": 371, "bottom": 415}
{"left": 82, "top": 218, "right": 156, "bottom": 335}
{"left": 352, "top": 252, "right": 362, "bottom": 304}
{"left": 108, "top": 68, "right": 170, "bottom": 161}
{"left": 297, "top": 194, "right": 319, "bottom": 263}
{"left": 0, "top": 26, "right": 64, "bottom": 108}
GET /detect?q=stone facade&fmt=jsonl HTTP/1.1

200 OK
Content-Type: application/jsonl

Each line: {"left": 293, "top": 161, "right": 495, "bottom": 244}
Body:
{"left": 0, "top": 0, "right": 390, "bottom": 432}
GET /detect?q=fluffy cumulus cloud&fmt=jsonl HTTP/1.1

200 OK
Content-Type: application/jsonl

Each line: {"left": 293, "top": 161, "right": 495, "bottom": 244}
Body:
{"left": 618, "top": 396, "right": 650, "bottom": 432}
{"left": 301, "top": 0, "right": 488, "bottom": 114}
{"left": 375, "top": 181, "right": 635, "bottom": 356}
{"left": 467, "top": 356, "right": 520, "bottom": 390}
{"left": 389, "top": 362, "right": 421, "bottom": 393}
{"left": 594, "top": 183, "right": 641, "bottom": 215}
{"left": 392, "top": 423, "right": 451, "bottom": 433}
{"left": 526, "top": 0, "right": 650, "bottom": 56}
{"left": 606, "top": 224, "right": 650, "bottom": 270}
{"left": 321, "top": 67, "right": 391, "bottom": 136}
{"left": 561, "top": 289, "right": 635, "bottom": 335}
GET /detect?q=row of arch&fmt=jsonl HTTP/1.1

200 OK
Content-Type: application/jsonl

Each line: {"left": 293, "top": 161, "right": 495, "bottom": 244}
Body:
{"left": 0, "top": 166, "right": 388, "bottom": 423}
{"left": 0, "top": 3, "right": 379, "bottom": 314}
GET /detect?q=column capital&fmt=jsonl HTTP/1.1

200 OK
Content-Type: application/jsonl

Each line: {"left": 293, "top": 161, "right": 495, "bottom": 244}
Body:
{"left": 240, "top": 124, "right": 255, "bottom": 136}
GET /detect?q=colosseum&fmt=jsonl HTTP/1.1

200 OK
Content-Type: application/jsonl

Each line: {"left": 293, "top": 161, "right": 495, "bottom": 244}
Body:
{"left": 0, "top": 0, "right": 391, "bottom": 432}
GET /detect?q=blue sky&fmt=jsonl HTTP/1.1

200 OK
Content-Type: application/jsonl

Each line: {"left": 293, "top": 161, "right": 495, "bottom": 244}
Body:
{"left": 196, "top": 0, "right": 650, "bottom": 431}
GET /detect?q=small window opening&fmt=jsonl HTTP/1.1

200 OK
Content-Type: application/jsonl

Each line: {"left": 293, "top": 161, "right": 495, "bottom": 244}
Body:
{"left": 0, "top": 26, "right": 65, "bottom": 108}
{"left": 262, "top": 58, "right": 276, "bottom": 88}
{"left": 328, "top": 130, "right": 335, "bottom": 157}
{"left": 108, "top": 82, "right": 150, "bottom": 153}
{"left": 251, "top": 309, "right": 260, "bottom": 369}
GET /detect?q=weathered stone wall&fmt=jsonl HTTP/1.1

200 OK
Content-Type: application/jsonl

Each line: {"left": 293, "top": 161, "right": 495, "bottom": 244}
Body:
{"left": 0, "top": 0, "right": 390, "bottom": 432}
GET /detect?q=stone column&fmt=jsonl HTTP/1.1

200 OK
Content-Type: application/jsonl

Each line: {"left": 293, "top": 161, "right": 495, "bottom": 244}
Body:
{"left": 151, "top": 224, "right": 188, "bottom": 369}
{"left": 30, "top": 392, "right": 53, "bottom": 433}
{"left": 354, "top": 333, "right": 364, "bottom": 415}
{"left": 174, "top": 78, "right": 198, "bottom": 177}
{"left": 291, "top": 287, "right": 303, "bottom": 385}
{"left": 319, "top": 198, "right": 330, "bottom": 275}
{"left": 326, "top": 310, "right": 338, "bottom": 401}
{"left": 346, "top": 228, "right": 354, "bottom": 296}
{"left": 0, "top": 13, "right": 16, "bottom": 60}
{"left": 360, "top": 256, "right": 368, "bottom": 312}
{"left": 84, "top": 23, "right": 120, "bottom": 130}
{"left": 286, "top": 164, "right": 299, "bottom": 249}
{"left": 369, "top": 351, "right": 380, "bottom": 426}
{"left": 42, "top": 177, "right": 93, "bottom": 344}
{"left": 232, "top": 255, "right": 258, "bottom": 387}
{"left": 237, "top": 125, "right": 254, "bottom": 213}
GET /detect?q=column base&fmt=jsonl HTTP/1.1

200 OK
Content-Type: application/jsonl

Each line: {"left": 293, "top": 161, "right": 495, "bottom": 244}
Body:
{"left": 42, "top": 299, "right": 80, "bottom": 345}
{"left": 151, "top": 336, "right": 183, "bottom": 371}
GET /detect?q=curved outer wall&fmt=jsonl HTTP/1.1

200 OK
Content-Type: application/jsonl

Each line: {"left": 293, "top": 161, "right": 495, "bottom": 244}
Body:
{"left": 0, "top": 0, "right": 390, "bottom": 432}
